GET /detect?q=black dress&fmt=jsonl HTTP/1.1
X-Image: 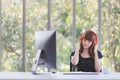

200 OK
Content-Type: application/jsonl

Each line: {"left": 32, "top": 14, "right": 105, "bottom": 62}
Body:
{"left": 76, "top": 51, "right": 102, "bottom": 72}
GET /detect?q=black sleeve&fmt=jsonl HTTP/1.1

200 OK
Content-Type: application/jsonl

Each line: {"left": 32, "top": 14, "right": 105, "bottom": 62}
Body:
{"left": 70, "top": 51, "right": 75, "bottom": 56}
{"left": 97, "top": 50, "right": 103, "bottom": 59}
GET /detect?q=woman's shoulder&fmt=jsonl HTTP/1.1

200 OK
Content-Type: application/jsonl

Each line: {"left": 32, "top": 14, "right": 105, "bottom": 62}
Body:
{"left": 70, "top": 50, "right": 103, "bottom": 59}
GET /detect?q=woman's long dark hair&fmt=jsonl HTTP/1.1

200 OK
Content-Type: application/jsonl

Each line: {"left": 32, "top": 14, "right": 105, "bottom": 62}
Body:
{"left": 79, "top": 30, "right": 98, "bottom": 59}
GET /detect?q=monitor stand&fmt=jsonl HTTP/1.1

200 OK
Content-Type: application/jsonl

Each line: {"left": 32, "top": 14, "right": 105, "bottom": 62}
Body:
{"left": 31, "top": 49, "right": 42, "bottom": 74}
{"left": 31, "top": 49, "right": 56, "bottom": 75}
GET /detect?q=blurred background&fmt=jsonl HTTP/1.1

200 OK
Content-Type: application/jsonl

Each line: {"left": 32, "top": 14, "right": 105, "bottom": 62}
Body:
{"left": 0, "top": 0, "right": 120, "bottom": 72}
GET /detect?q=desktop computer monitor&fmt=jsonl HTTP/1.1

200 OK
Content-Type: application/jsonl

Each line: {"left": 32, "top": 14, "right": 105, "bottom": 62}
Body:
{"left": 31, "top": 30, "right": 56, "bottom": 74}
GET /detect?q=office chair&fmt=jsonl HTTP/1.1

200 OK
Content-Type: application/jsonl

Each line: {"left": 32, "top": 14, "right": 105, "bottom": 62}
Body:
{"left": 70, "top": 50, "right": 102, "bottom": 72}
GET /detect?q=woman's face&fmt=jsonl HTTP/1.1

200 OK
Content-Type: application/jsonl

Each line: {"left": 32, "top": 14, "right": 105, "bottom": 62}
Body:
{"left": 82, "top": 38, "right": 93, "bottom": 49}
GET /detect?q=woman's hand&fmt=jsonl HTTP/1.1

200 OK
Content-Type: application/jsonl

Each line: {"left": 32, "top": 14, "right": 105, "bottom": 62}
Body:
{"left": 94, "top": 44, "right": 98, "bottom": 54}
{"left": 75, "top": 39, "right": 81, "bottom": 54}
{"left": 71, "top": 40, "right": 81, "bottom": 65}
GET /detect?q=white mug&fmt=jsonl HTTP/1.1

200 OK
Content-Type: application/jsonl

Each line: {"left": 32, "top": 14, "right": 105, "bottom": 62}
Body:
{"left": 103, "top": 67, "right": 111, "bottom": 74}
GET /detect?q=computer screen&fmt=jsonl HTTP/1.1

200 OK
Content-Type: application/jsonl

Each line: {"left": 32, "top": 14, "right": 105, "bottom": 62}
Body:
{"left": 31, "top": 30, "right": 56, "bottom": 73}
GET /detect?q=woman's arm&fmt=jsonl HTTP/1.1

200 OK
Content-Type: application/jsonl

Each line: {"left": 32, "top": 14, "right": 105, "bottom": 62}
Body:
{"left": 94, "top": 53, "right": 101, "bottom": 72}
{"left": 94, "top": 46, "right": 101, "bottom": 72}
{"left": 71, "top": 43, "right": 80, "bottom": 65}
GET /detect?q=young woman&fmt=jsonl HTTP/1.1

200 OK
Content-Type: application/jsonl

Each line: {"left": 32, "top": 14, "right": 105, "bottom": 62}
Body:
{"left": 71, "top": 30, "right": 102, "bottom": 72}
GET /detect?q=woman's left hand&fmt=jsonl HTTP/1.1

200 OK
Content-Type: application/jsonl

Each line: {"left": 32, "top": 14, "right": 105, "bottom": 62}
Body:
{"left": 94, "top": 44, "right": 98, "bottom": 54}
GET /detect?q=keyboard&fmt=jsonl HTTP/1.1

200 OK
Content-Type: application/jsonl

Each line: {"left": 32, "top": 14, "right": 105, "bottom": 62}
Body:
{"left": 62, "top": 72, "right": 99, "bottom": 75}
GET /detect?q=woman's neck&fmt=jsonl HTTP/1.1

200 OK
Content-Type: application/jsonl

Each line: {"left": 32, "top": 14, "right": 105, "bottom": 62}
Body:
{"left": 82, "top": 48, "right": 89, "bottom": 54}
{"left": 81, "top": 49, "right": 90, "bottom": 58}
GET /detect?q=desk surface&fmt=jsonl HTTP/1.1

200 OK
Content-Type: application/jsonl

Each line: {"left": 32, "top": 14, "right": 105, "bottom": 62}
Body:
{"left": 0, "top": 72, "right": 120, "bottom": 80}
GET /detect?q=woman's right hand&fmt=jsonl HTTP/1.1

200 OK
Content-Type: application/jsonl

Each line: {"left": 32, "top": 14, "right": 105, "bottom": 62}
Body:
{"left": 75, "top": 41, "right": 81, "bottom": 55}
{"left": 77, "top": 34, "right": 82, "bottom": 52}
{"left": 72, "top": 40, "right": 81, "bottom": 65}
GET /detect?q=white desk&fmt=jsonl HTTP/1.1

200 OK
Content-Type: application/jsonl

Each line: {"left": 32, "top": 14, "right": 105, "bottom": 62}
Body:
{"left": 0, "top": 72, "right": 120, "bottom": 80}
